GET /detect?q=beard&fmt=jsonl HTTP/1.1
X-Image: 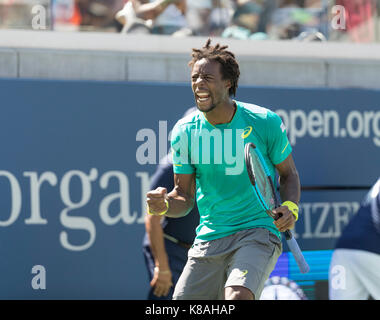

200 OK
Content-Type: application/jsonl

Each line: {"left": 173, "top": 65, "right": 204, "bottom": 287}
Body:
{"left": 195, "top": 94, "right": 217, "bottom": 113}
{"left": 196, "top": 103, "right": 216, "bottom": 113}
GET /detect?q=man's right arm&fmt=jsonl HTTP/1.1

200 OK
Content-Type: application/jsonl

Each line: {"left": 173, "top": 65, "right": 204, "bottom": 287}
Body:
{"left": 146, "top": 173, "right": 196, "bottom": 218}
{"left": 131, "top": 0, "right": 184, "bottom": 21}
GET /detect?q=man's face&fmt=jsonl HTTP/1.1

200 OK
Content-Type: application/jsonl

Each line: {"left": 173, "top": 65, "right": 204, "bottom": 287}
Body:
{"left": 191, "top": 58, "right": 231, "bottom": 113}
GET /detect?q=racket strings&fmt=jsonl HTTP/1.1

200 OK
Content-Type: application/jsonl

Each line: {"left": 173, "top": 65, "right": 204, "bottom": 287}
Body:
{"left": 249, "top": 149, "right": 276, "bottom": 212}
{"left": 245, "top": 142, "right": 310, "bottom": 274}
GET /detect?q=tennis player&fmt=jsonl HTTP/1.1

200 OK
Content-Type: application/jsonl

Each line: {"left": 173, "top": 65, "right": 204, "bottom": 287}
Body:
{"left": 146, "top": 39, "right": 301, "bottom": 300}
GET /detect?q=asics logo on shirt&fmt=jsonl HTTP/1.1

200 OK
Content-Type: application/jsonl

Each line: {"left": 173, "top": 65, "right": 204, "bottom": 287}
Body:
{"left": 241, "top": 126, "right": 253, "bottom": 139}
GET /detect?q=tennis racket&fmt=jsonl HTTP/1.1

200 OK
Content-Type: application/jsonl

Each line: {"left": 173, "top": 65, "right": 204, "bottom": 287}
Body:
{"left": 244, "top": 142, "right": 309, "bottom": 274}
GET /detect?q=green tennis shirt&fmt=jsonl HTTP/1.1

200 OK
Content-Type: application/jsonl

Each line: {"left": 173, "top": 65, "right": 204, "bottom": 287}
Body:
{"left": 171, "top": 101, "right": 292, "bottom": 244}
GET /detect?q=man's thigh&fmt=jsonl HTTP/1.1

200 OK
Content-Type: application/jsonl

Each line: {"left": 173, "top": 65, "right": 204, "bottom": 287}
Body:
{"left": 173, "top": 228, "right": 282, "bottom": 300}
{"left": 224, "top": 228, "right": 282, "bottom": 299}
{"left": 172, "top": 256, "right": 226, "bottom": 300}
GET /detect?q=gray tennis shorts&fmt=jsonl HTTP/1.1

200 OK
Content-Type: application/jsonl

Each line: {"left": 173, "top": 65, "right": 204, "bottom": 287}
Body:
{"left": 172, "top": 228, "right": 282, "bottom": 300}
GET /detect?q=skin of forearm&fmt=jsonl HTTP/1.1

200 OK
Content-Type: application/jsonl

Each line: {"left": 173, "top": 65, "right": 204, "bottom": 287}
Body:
{"left": 145, "top": 215, "right": 170, "bottom": 270}
{"left": 278, "top": 170, "right": 301, "bottom": 205}
{"left": 135, "top": 0, "right": 178, "bottom": 20}
{"left": 164, "top": 187, "right": 194, "bottom": 218}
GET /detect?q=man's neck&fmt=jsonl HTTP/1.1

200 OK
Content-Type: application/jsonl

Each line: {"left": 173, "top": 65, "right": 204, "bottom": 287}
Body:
{"left": 204, "top": 100, "right": 236, "bottom": 126}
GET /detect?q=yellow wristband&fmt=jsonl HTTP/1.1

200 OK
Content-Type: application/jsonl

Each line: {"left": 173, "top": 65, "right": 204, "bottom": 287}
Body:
{"left": 154, "top": 267, "right": 170, "bottom": 274}
{"left": 282, "top": 201, "right": 299, "bottom": 221}
{"left": 147, "top": 199, "right": 169, "bottom": 216}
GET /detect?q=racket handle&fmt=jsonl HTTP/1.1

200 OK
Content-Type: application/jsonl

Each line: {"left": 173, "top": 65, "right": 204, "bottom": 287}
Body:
{"left": 284, "top": 230, "right": 292, "bottom": 240}
{"left": 272, "top": 211, "right": 309, "bottom": 273}
{"left": 285, "top": 231, "right": 310, "bottom": 274}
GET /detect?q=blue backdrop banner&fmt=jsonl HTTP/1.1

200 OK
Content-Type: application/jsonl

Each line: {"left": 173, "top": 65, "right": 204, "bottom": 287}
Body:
{"left": 0, "top": 79, "right": 378, "bottom": 299}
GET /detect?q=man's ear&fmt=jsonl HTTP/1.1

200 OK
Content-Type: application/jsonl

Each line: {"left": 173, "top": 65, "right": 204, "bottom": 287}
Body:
{"left": 224, "top": 79, "right": 232, "bottom": 90}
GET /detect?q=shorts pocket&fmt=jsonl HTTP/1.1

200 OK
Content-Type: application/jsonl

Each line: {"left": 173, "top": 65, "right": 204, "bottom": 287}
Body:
{"left": 268, "top": 231, "right": 283, "bottom": 256}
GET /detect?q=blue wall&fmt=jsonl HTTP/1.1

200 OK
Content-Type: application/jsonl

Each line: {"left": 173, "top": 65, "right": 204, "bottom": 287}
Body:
{"left": 0, "top": 79, "right": 378, "bottom": 299}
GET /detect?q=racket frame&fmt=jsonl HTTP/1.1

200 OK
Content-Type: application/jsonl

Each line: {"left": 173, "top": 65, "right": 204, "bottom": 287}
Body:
{"left": 244, "top": 142, "right": 310, "bottom": 273}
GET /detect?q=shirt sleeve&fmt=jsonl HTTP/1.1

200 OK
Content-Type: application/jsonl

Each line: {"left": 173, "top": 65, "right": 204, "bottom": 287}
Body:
{"left": 170, "top": 122, "right": 195, "bottom": 174}
{"left": 370, "top": 178, "right": 380, "bottom": 233}
{"left": 266, "top": 110, "right": 292, "bottom": 165}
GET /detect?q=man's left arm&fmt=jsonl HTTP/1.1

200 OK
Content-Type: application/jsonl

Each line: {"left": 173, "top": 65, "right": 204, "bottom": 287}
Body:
{"left": 273, "top": 154, "right": 301, "bottom": 232}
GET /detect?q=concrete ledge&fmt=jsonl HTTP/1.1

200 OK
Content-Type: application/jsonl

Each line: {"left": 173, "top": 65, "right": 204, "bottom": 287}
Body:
{"left": 0, "top": 48, "right": 18, "bottom": 78}
{"left": 238, "top": 57, "right": 327, "bottom": 87}
{"left": 1, "top": 30, "right": 380, "bottom": 89}
{"left": 327, "top": 60, "right": 380, "bottom": 89}
{"left": 18, "top": 49, "right": 127, "bottom": 81}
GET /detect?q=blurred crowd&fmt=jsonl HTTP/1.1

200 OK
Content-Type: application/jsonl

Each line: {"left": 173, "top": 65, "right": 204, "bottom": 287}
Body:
{"left": 0, "top": 0, "right": 379, "bottom": 42}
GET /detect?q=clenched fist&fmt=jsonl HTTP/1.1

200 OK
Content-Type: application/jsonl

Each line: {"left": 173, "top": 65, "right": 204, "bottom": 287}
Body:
{"left": 146, "top": 187, "right": 169, "bottom": 215}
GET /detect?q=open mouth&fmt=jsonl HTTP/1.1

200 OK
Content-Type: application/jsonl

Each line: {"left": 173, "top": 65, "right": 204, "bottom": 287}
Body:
{"left": 196, "top": 92, "right": 211, "bottom": 103}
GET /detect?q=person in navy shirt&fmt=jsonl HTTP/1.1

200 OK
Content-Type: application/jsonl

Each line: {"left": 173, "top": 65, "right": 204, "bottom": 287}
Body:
{"left": 143, "top": 109, "right": 199, "bottom": 300}
{"left": 329, "top": 177, "right": 380, "bottom": 300}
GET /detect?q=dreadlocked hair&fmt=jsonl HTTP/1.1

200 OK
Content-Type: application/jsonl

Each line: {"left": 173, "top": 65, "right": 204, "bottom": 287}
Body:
{"left": 188, "top": 38, "right": 240, "bottom": 97}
